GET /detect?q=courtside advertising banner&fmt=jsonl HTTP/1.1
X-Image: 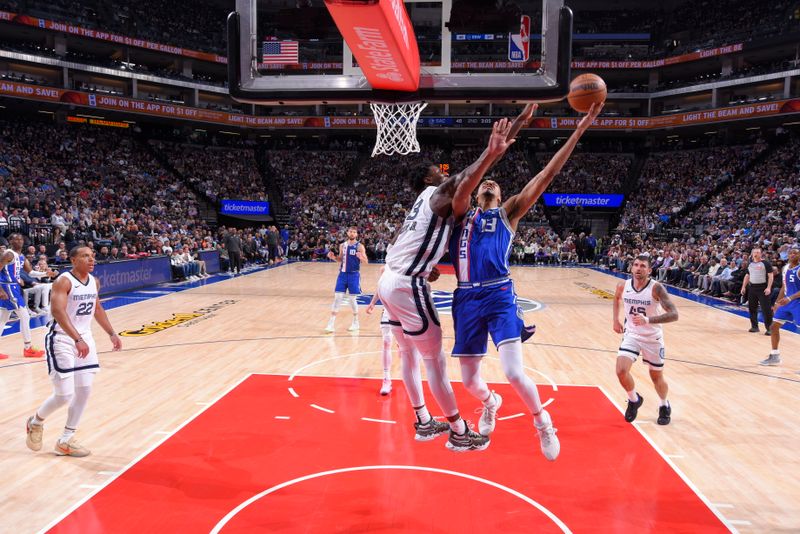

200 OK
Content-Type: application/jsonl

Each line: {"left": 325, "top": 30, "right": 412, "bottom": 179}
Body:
{"left": 2, "top": 80, "right": 798, "bottom": 130}
{"left": 543, "top": 194, "right": 625, "bottom": 208}
{"left": 220, "top": 200, "right": 270, "bottom": 216}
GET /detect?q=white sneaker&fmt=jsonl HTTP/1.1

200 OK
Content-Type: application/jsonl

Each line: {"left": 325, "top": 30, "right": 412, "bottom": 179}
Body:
{"left": 379, "top": 378, "right": 392, "bottom": 396}
{"left": 534, "top": 410, "right": 560, "bottom": 461}
{"left": 348, "top": 322, "right": 360, "bottom": 332}
{"left": 478, "top": 392, "right": 502, "bottom": 435}
{"left": 759, "top": 354, "right": 782, "bottom": 366}
{"left": 325, "top": 323, "right": 335, "bottom": 333}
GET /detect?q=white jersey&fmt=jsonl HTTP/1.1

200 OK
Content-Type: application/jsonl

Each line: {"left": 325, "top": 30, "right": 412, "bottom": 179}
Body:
{"left": 386, "top": 186, "right": 453, "bottom": 278}
{"left": 54, "top": 272, "right": 98, "bottom": 337}
{"left": 622, "top": 278, "right": 662, "bottom": 339}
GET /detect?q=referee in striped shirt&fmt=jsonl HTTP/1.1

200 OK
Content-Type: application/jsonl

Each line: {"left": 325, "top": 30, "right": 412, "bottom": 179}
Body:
{"left": 741, "top": 247, "right": 774, "bottom": 334}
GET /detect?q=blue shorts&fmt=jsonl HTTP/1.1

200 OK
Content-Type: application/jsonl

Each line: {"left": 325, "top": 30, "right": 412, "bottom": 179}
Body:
{"left": 774, "top": 300, "right": 800, "bottom": 324}
{"left": 0, "top": 283, "right": 24, "bottom": 310}
{"left": 335, "top": 272, "right": 361, "bottom": 295}
{"left": 452, "top": 282, "right": 524, "bottom": 357}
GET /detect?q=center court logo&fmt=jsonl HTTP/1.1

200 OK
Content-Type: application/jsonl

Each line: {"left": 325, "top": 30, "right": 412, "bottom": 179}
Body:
{"left": 119, "top": 300, "right": 238, "bottom": 337}
{"left": 356, "top": 290, "right": 543, "bottom": 315}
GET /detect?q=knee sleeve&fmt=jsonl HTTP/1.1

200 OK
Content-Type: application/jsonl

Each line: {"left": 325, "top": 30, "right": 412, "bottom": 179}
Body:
{"left": 16, "top": 306, "right": 31, "bottom": 342}
{"left": 66, "top": 385, "right": 92, "bottom": 429}
{"left": 410, "top": 335, "right": 443, "bottom": 360}
{"left": 331, "top": 292, "right": 345, "bottom": 312}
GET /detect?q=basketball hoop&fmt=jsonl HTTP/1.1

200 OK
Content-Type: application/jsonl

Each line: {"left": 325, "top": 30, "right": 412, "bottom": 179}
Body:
{"left": 369, "top": 101, "right": 428, "bottom": 157}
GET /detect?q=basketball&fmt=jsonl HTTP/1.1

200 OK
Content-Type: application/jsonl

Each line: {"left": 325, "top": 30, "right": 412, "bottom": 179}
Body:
{"left": 567, "top": 73, "right": 607, "bottom": 113}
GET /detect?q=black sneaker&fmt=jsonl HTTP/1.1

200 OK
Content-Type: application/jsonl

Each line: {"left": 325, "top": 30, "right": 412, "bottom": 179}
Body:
{"left": 414, "top": 417, "right": 449, "bottom": 442}
{"left": 748, "top": 327, "right": 759, "bottom": 333}
{"left": 657, "top": 404, "right": 671, "bottom": 425}
{"left": 446, "top": 423, "right": 490, "bottom": 452}
{"left": 520, "top": 324, "right": 536, "bottom": 343}
{"left": 624, "top": 394, "right": 644, "bottom": 423}
{"left": 764, "top": 330, "right": 772, "bottom": 336}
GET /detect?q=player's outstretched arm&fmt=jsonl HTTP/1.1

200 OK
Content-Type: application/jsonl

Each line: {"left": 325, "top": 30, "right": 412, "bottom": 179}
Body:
{"left": 612, "top": 281, "right": 625, "bottom": 333}
{"left": 93, "top": 281, "right": 122, "bottom": 351}
{"left": 648, "top": 283, "right": 679, "bottom": 324}
{"left": 485, "top": 104, "right": 537, "bottom": 172}
{"left": 430, "top": 118, "right": 515, "bottom": 219}
{"left": 503, "top": 103, "right": 603, "bottom": 230}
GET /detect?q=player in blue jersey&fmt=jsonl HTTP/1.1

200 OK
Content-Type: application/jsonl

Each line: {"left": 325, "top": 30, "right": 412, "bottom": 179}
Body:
{"left": 763, "top": 246, "right": 800, "bottom": 367}
{"left": 326, "top": 227, "right": 368, "bottom": 333}
{"left": 0, "top": 235, "right": 57, "bottom": 359}
{"left": 449, "top": 103, "right": 602, "bottom": 460}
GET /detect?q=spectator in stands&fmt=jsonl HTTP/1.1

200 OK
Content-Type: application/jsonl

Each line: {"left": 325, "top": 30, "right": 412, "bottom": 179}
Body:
{"left": 96, "top": 246, "right": 110, "bottom": 262}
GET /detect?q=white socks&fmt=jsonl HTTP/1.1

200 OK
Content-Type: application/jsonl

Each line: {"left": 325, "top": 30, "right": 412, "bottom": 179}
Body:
{"left": 414, "top": 405, "right": 431, "bottom": 424}
{"left": 627, "top": 390, "right": 638, "bottom": 402}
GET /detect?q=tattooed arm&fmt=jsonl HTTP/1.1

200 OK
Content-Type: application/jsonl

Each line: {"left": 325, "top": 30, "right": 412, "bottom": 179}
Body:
{"left": 649, "top": 283, "right": 680, "bottom": 324}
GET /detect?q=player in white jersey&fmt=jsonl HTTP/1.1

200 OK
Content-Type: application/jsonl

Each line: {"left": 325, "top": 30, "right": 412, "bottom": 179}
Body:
{"left": 379, "top": 113, "right": 526, "bottom": 451}
{"left": 366, "top": 266, "right": 443, "bottom": 396}
{"left": 326, "top": 227, "right": 368, "bottom": 332}
{"left": 613, "top": 255, "right": 679, "bottom": 425}
{"left": 25, "top": 246, "right": 122, "bottom": 457}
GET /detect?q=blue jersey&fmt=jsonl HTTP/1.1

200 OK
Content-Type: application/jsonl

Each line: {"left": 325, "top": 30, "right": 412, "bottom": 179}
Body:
{"left": 340, "top": 241, "right": 361, "bottom": 273}
{"left": 784, "top": 264, "right": 800, "bottom": 297}
{"left": 449, "top": 207, "right": 513, "bottom": 284}
{"left": 0, "top": 250, "right": 25, "bottom": 310}
{"left": 0, "top": 250, "right": 23, "bottom": 285}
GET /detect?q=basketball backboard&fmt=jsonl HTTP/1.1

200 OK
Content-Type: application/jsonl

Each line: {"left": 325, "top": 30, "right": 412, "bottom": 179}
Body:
{"left": 228, "top": 0, "right": 572, "bottom": 105}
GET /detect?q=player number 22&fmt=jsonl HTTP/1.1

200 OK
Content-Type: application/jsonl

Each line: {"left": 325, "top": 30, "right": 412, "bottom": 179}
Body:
{"left": 76, "top": 302, "right": 94, "bottom": 316}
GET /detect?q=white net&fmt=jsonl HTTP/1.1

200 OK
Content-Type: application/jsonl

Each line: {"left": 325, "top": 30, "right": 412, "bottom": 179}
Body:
{"left": 369, "top": 101, "right": 428, "bottom": 157}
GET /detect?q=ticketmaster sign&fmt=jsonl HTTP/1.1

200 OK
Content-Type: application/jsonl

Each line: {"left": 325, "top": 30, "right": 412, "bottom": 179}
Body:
{"left": 221, "top": 200, "right": 271, "bottom": 216}
{"left": 542, "top": 193, "right": 624, "bottom": 208}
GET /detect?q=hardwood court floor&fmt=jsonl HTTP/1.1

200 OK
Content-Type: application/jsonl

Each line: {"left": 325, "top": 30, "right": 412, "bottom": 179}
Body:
{"left": 0, "top": 262, "right": 798, "bottom": 532}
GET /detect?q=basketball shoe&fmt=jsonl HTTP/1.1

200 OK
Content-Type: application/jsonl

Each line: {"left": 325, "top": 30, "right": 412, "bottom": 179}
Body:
{"left": 446, "top": 422, "right": 490, "bottom": 452}
{"left": 624, "top": 393, "right": 643, "bottom": 422}
{"left": 534, "top": 410, "right": 560, "bottom": 461}
{"left": 413, "top": 417, "right": 449, "bottom": 441}
{"left": 477, "top": 392, "right": 502, "bottom": 435}
{"left": 759, "top": 354, "right": 781, "bottom": 366}
{"left": 26, "top": 416, "right": 43, "bottom": 451}
{"left": 23, "top": 346, "right": 45, "bottom": 358}
{"left": 379, "top": 378, "right": 392, "bottom": 396}
{"left": 348, "top": 320, "right": 360, "bottom": 332}
{"left": 0, "top": 353, "right": 8, "bottom": 359}
{"left": 55, "top": 438, "right": 91, "bottom": 457}
{"left": 657, "top": 404, "right": 671, "bottom": 425}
